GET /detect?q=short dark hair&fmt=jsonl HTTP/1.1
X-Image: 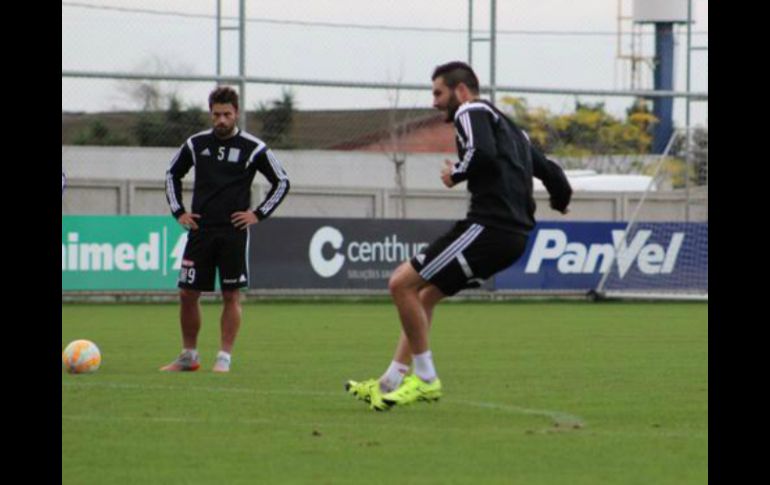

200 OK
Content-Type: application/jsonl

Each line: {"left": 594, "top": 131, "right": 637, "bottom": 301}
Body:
{"left": 208, "top": 86, "right": 239, "bottom": 110}
{"left": 432, "top": 61, "right": 480, "bottom": 94}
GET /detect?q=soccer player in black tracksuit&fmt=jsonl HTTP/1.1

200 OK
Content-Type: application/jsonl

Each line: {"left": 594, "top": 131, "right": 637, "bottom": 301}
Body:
{"left": 161, "top": 86, "right": 290, "bottom": 373}
{"left": 347, "top": 61, "right": 573, "bottom": 410}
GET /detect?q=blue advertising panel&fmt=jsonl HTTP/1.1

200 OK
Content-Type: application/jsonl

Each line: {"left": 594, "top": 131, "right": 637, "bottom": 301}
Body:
{"left": 495, "top": 222, "right": 708, "bottom": 292}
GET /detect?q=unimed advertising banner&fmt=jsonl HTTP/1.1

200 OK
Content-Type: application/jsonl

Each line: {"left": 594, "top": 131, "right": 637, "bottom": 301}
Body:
{"left": 63, "top": 216, "right": 707, "bottom": 293}
{"left": 62, "top": 216, "right": 188, "bottom": 290}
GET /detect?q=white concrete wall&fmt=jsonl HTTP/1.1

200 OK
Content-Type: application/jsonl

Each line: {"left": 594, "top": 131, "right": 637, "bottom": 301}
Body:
{"left": 61, "top": 146, "right": 707, "bottom": 222}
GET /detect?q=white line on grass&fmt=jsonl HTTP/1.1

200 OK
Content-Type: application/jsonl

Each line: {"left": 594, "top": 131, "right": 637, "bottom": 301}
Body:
{"left": 62, "top": 380, "right": 334, "bottom": 396}
{"left": 62, "top": 380, "right": 585, "bottom": 427}
{"left": 446, "top": 399, "right": 586, "bottom": 428}
{"left": 63, "top": 413, "right": 705, "bottom": 439}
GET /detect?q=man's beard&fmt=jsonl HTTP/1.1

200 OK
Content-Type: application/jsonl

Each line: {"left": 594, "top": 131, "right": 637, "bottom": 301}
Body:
{"left": 214, "top": 125, "right": 234, "bottom": 137}
{"left": 444, "top": 94, "right": 461, "bottom": 122}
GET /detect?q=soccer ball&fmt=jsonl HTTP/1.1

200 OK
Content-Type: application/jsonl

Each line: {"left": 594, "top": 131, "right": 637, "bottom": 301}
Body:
{"left": 62, "top": 339, "right": 101, "bottom": 374}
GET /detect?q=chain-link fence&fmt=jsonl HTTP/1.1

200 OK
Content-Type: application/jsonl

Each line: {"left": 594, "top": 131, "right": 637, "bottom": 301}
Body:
{"left": 63, "top": 0, "right": 707, "bottom": 214}
{"left": 62, "top": 1, "right": 707, "bottom": 120}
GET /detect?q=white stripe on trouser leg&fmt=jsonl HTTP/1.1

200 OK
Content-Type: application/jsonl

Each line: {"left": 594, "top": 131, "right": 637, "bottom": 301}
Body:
{"left": 420, "top": 224, "right": 484, "bottom": 281}
{"left": 420, "top": 224, "right": 483, "bottom": 280}
{"left": 419, "top": 226, "right": 477, "bottom": 280}
{"left": 245, "top": 229, "right": 250, "bottom": 284}
{"left": 456, "top": 252, "right": 474, "bottom": 279}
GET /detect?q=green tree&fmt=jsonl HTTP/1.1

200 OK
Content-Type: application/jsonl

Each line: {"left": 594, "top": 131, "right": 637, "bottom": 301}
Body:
{"left": 72, "top": 120, "right": 131, "bottom": 146}
{"left": 133, "top": 96, "right": 207, "bottom": 147}
{"left": 255, "top": 89, "right": 295, "bottom": 148}
{"left": 670, "top": 125, "right": 708, "bottom": 187}
{"left": 499, "top": 97, "right": 658, "bottom": 157}
{"left": 692, "top": 126, "right": 708, "bottom": 186}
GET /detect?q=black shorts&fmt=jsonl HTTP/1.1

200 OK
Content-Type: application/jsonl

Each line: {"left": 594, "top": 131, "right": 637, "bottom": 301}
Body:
{"left": 178, "top": 227, "right": 249, "bottom": 292}
{"left": 410, "top": 220, "right": 528, "bottom": 296}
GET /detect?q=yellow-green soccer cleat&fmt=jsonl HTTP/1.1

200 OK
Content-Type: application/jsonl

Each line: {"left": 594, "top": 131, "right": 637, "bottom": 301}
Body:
{"left": 380, "top": 374, "right": 442, "bottom": 409}
{"left": 344, "top": 378, "right": 379, "bottom": 402}
{"left": 369, "top": 386, "right": 390, "bottom": 411}
{"left": 367, "top": 382, "right": 388, "bottom": 412}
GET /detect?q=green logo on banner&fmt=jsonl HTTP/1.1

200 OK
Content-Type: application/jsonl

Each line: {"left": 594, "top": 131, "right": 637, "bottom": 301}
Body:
{"left": 62, "top": 216, "right": 189, "bottom": 290}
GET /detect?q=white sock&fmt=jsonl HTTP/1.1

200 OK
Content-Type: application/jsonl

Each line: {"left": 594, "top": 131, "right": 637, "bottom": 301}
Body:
{"left": 380, "top": 361, "right": 409, "bottom": 392}
{"left": 413, "top": 350, "right": 437, "bottom": 383}
{"left": 217, "top": 350, "right": 231, "bottom": 362}
{"left": 183, "top": 348, "right": 199, "bottom": 359}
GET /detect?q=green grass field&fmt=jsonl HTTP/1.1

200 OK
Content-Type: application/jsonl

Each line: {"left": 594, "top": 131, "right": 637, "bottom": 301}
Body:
{"left": 62, "top": 301, "right": 707, "bottom": 484}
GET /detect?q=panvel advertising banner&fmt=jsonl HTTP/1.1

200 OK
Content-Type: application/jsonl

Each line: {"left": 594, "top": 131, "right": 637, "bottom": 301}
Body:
{"left": 494, "top": 221, "right": 707, "bottom": 292}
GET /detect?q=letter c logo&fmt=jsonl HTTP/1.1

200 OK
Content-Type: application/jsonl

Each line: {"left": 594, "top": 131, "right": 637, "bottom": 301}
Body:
{"left": 309, "top": 226, "right": 345, "bottom": 278}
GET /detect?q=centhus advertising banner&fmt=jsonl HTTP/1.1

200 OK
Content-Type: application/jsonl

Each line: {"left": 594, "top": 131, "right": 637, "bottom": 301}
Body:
{"left": 246, "top": 218, "right": 465, "bottom": 290}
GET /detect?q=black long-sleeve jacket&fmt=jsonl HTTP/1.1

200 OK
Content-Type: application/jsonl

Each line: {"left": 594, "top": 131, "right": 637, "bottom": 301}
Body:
{"left": 165, "top": 128, "right": 290, "bottom": 228}
{"left": 451, "top": 100, "right": 571, "bottom": 234}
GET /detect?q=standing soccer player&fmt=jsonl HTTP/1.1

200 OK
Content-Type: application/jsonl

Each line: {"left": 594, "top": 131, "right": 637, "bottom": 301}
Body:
{"left": 162, "top": 86, "right": 290, "bottom": 373}
{"left": 346, "top": 61, "right": 572, "bottom": 410}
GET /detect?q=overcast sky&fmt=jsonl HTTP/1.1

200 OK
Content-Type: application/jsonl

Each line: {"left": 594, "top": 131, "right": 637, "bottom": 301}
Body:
{"left": 62, "top": 0, "right": 708, "bottom": 126}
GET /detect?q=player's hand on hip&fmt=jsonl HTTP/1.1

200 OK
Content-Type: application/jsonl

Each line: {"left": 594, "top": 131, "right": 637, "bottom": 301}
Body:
{"left": 441, "top": 159, "right": 456, "bottom": 188}
{"left": 231, "top": 211, "right": 258, "bottom": 230}
{"left": 177, "top": 212, "right": 201, "bottom": 230}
